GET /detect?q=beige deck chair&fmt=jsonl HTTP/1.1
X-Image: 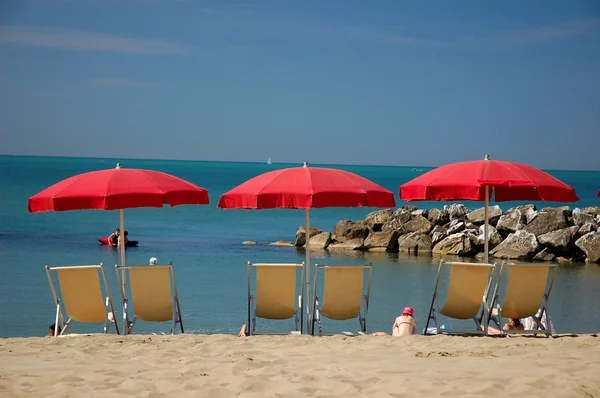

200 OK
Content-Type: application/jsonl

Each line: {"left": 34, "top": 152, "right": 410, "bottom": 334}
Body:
{"left": 424, "top": 260, "right": 496, "bottom": 335}
{"left": 45, "top": 264, "right": 120, "bottom": 335}
{"left": 489, "top": 262, "right": 558, "bottom": 337}
{"left": 311, "top": 264, "right": 372, "bottom": 336}
{"left": 116, "top": 263, "right": 183, "bottom": 335}
{"left": 247, "top": 262, "right": 305, "bottom": 336}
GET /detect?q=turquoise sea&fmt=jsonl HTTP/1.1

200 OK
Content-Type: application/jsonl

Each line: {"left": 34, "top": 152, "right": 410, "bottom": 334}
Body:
{"left": 1, "top": 155, "right": 599, "bottom": 337}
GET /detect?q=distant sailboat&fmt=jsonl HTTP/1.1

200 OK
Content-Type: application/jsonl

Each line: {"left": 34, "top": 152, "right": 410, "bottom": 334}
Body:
{"left": 267, "top": 157, "right": 272, "bottom": 165}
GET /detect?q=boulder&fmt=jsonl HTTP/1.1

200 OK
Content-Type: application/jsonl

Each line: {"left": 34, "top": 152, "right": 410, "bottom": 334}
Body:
{"left": 542, "top": 206, "right": 572, "bottom": 217}
{"left": 447, "top": 220, "right": 465, "bottom": 235}
{"left": 328, "top": 238, "right": 365, "bottom": 251}
{"left": 333, "top": 220, "right": 352, "bottom": 237}
{"left": 432, "top": 232, "right": 479, "bottom": 256}
{"left": 398, "top": 205, "right": 418, "bottom": 213}
{"left": 398, "top": 215, "right": 433, "bottom": 235}
{"left": 477, "top": 224, "right": 503, "bottom": 249}
{"left": 429, "top": 225, "right": 448, "bottom": 235}
{"left": 525, "top": 207, "right": 539, "bottom": 224}
{"left": 489, "top": 230, "right": 539, "bottom": 260}
{"left": 242, "top": 240, "right": 257, "bottom": 245}
{"left": 398, "top": 232, "right": 433, "bottom": 254}
{"left": 427, "top": 208, "right": 450, "bottom": 226}
{"left": 537, "top": 226, "right": 579, "bottom": 254}
{"left": 579, "top": 223, "right": 598, "bottom": 236}
{"left": 582, "top": 207, "right": 600, "bottom": 217}
{"left": 496, "top": 210, "right": 524, "bottom": 233}
{"left": 363, "top": 209, "right": 393, "bottom": 232}
{"left": 444, "top": 204, "right": 469, "bottom": 221}
{"left": 382, "top": 209, "right": 412, "bottom": 232}
{"left": 364, "top": 231, "right": 400, "bottom": 252}
{"left": 270, "top": 240, "right": 294, "bottom": 247}
{"left": 575, "top": 232, "right": 600, "bottom": 263}
{"left": 533, "top": 248, "right": 556, "bottom": 262}
{"left": 466, "top": 205, "right": 503, "bottom": 225}
{"left": 572, "top": 208, "right": 597, "bottom": 227}
{"left": 431, "top": 231, "right": 447, "bottom": 246}
{"left": 309, "top": 232, "right": 332, "bottom": 249}
{"left": 295, "top": 226, "right": 323, "bottom": 246}
{"left": 523, "top": 209, "right": 568, "bottom": 237}
{"left": 506, "top": 204, "right": 536, "bottom": 214}
{"left": 411, "top": 209, "right": 428, "bottom": 218}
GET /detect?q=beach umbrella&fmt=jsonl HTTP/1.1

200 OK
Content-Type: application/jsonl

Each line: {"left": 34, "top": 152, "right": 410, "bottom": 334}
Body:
{"left": 28, "top": 163, "right": 210, "bottom": 293}
{"left": 218, "top": 162, "right": 396, "bottom": 333}
{"left": 597, "top": 190, "right": 600, "bottom": 198}
{"left": 399, "top": 155, "right": 578, "bottom": 263}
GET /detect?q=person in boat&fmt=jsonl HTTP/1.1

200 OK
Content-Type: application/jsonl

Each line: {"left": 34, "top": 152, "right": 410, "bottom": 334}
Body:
{"left": 118, "top": 231, "right": 129, "bottom": 247}
{"left": 107, "top": 228, "right": 120, "bottom": 246}
{"left": 372, "top": 306, "right": 417, "bottom": 336}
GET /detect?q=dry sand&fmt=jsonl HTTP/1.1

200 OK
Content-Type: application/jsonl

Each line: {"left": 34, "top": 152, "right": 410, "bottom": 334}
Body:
{"left": 0, "top": 333, "right": 599, "bottom": 397}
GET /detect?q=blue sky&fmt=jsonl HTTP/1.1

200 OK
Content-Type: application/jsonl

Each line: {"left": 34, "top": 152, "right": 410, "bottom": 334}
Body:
{"left": 0, "top": 0, "right": 599, "bottom": 170}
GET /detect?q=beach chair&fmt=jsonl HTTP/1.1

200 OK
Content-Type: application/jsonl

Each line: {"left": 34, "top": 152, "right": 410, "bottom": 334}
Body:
{"left": 116, "top": 263, "right": 184, "bottom": 335}
{"left": 311, "top": 264, "right": 372, "bottom": 336}
{"left": 247, "top": 262, "right": 305, "bottom": 336}
{"left": 424, "top": 260, "right": 496, "bottom": 336}
{"left": 45, "top": 264, "right": 120, "bottom": 335}
{"left": 488, "top": 262, "right": 558, "bottom": 337}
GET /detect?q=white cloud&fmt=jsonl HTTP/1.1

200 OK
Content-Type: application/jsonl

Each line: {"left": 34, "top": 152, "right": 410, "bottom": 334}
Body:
{"left": 0, "top": 25, "right": 193, "bottom": 55}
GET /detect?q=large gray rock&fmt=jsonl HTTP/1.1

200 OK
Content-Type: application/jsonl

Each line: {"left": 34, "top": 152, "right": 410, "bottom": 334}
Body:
{"left": 542, "top": 206, "right": 572, "bottom": 216}
{"left": 364, "top": 231, "right": 400, "bottom": 252}
{"left": 429, "top": 225, "right": 448, "bottom": 235}
{"left": 582, "top": 207, "right": 600, "bottom": 217}
{"left": 444, "top": 204, "right": 469, "bottom": 221}
{"left": 333, "top": 220, "right": 352, "bottom": 237}
{"left": 447, "top": 220, "right": 465, "bottom": 235}
{"left": 466, "top": 205, "right": 503, "bottom": 225}
{"left": 398, "top": 232, "right": 433, "bottom": 254}
{"left": 382, "top": 209, "right": 412, "bottom": 232}
{"left": 432, "top": 232, "right": 479, "bottom": 256}
{"left": 533, "top": 248, "right": 556, "bottom": 262}
{"left": 328, "top": 238, "right": 365, "bottom": 251}
{"left": 295, "top": 226, "right": 323, "bottom": 246}
{"left": 363, "top": 209, "right": 393, "bottom": 232}
{"left": 398, "top": 215, "right": 433, "bottom": 235}
{"left": 575, "top": 232, "right": 600, "bottom": 263}
{"left": 496, "top": 210, "right": 524, "bottom": 233}
{"left": 427, "top": 208, "right": 450, "bottom": 226}
{"left": 572, "top": 208, "right": 597, "bottom": 227}
{"left": 478, "top": 224, "right": 503, "bottom": 249}
{"left": 489, "top": 230, "right": 539, "bottom": 260}
{"left": 398, "top": 205, "right": 418, "bottom": 213}
{"left": 309, "top": 232, "right": 332, "bottom": 249}
{"left": 525, "top": 207, "right": 539, "bottom": 224}
{"left": 506, "top": 204, "right": 536, "bottom": 214}
{"left": 523, "top": 209, "right": 569, "bottom": 237}
{"left": 411, "top": 209, "right": 428, "bottom": 218}
{"left": 336, "top": 220, "right": 371, "bottom": 240}
{"left": 431, "top": 231, "right": 447, "bottom": 246}
{"left": 579, "top": 223, "right": 598, "bottom": 236}
{"left": 537, "top": 226, "right": 579, "bottom": 254}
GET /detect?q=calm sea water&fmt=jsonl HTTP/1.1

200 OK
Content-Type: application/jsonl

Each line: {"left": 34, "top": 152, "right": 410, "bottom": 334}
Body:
{"left": 1, "top": 155, "right": 599, "bottom": 337}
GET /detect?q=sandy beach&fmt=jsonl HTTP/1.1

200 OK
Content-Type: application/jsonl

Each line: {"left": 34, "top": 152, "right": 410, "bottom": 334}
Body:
{"left": 0, "top": 334, "right": 599, "bottom": 397}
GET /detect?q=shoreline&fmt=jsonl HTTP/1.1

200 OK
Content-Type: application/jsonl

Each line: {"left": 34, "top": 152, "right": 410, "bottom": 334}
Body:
{"left": 1, "top": 334, "right": 599, "bottom": 397}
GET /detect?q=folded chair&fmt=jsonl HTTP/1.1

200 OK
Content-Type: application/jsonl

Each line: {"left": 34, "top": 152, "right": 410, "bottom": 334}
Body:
{"left": 311, "top": 264, "right": 372, "bottom": 336}
{"left": 488, "top": 262, "right": 558, "bottom": 337}
{"left": 424, "top": 260, "right": 496, "bottom": 335}
{"left": 45, "top": 264, "right": 120, "bottom": 335}
{"left": 247, "top": 262, "right": 305, "bottom": 336}
{"left": 116, "top": 263, "right": 183, "bottom": 335}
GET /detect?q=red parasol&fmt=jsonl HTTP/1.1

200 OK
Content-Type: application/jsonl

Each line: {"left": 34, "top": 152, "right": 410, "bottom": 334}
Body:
{"left": 597, "top": 190, "right": 600, "bottom": 198}
{"left": 29, "top": 163, "right": 209, "bottom": 293}
{"left": 400, "top": 155, "right": 578, "bottom": 262}
{"left": 218, "top": 162, "right": 396, "bottom": 332}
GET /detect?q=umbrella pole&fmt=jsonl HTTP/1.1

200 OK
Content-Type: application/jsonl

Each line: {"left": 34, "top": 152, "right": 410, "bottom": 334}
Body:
{"left": 484, "top": 186, "right": 489, "bottom": 264}
{"left": 119, "top": 209, "right": 126, "bottom": 296}
{"left": 305, "top": 208, "right": 311, "bottom": 335}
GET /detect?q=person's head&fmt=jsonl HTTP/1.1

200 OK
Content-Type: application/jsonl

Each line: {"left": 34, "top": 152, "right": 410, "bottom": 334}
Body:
{"left": 115, "top": 228, "right": 120, "bottom": 234}
{"left": 401, "top": 306, "right": 415, "bottom": 318}
{"left": 124, "top": 231, "right": 128, "bottom": 237}
{"left": 49, "top": 323, "right": 62, "bottom": 336}
{"left": 510, "top": 318, "right": 521, "bottom": 327}
{"left": 149, "top": 257, "right": 157, "bottom": 265}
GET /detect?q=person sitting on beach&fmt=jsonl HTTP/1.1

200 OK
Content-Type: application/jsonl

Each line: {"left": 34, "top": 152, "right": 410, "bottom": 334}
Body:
{"left": 372, "top": 306, "right": 417, "bottom": 336}
{"left": 108, "top": 228, "right": 120, "bottom": 246}
{"left": 484, "top": 318, "right": 525, "bottom": 335}
{"left": 48, "top": 323, "right": 62, "bottom": 336}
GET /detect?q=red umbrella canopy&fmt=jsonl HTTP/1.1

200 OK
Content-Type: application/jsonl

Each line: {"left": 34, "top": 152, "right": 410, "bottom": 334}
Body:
{"left": 218, "top": 164, "right": 396, "bottom": 209}
{"left": 400, "top": 158, "right": 578, "bottom": 203}
{"left": 597, "top": 190, "right": 600, "bottom": 198}
{"left": 28, "top": 164, "right": 210, "bottom": 212}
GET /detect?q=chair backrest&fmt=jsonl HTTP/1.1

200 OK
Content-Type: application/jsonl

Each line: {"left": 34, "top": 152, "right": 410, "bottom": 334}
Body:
{"left": 251, "top": 263, "right": 302, "bottom": 320}
{"left": 499, "top": 263, "right": 554, "bottom": 319}
{"left": 51, "top": 265, "right": 108, "bottom": 323}
{"left": 439, "top": 262, "right": 495, "bottom": 320}
{"left": 127, "top": 265, "right": 175, "bottom": 322}
{"left": 318, "top": 265, "right": 371, "bottom": 321}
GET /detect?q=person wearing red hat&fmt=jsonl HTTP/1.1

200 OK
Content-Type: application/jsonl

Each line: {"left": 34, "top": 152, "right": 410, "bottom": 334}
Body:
{"left": 372, "top": 306, "right": 417, "bottom": 337}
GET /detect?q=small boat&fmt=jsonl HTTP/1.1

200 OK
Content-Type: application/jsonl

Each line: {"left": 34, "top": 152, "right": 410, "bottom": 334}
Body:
{"left": 98, "top": 238, "right": 139, "bottom": 247}
{"left": 267, "top": 157, "right": 272, "bottom": 165}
